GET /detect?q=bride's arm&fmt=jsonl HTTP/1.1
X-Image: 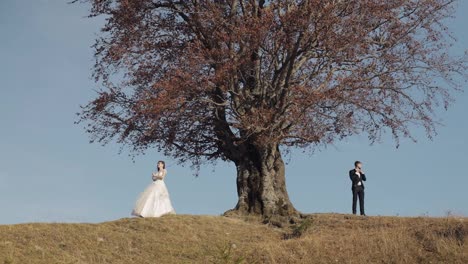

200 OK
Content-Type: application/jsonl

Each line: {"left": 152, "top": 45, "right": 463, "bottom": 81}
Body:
{"left": 153, "top": 170, "right": 167, "bottom": 180}
{"left": 158, "top": 169, "right": 167, "bottom": 180}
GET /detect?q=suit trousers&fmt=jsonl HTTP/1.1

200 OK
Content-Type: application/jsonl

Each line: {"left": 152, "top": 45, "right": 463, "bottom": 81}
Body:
{"left": 352, "top": 186, "right": 365, "bottom": 215}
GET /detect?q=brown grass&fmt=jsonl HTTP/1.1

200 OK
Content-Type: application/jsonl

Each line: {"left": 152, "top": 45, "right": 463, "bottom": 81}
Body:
{"left": 0, "top": 214, "right": 466, "bottom": 263}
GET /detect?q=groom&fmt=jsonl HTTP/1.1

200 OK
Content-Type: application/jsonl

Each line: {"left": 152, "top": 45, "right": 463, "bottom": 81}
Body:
{"left": 349, "top": 161, "right": 367, "bottom": 216}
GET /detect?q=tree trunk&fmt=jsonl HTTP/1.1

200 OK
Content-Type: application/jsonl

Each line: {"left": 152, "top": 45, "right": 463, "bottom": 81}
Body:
{"left": 226, "top": 143, "right": 299, "bottom": 220}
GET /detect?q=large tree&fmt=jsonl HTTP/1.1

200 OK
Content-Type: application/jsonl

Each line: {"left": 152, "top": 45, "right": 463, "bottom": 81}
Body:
{"left": 76, "top": 0, "right": 466, "bottom": 220}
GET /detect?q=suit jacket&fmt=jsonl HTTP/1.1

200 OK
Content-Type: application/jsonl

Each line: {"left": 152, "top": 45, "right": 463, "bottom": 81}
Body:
{"left": 349, "top": 169, "right": 366, "bottom": 189}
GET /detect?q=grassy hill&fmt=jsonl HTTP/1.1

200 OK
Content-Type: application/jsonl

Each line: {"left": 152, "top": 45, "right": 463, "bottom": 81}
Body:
{"left": 0, "top": 214, "right": 466, "bottom": 264}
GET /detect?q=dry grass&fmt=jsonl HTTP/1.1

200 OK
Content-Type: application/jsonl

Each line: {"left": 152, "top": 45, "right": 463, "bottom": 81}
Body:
{"left": 0, "top": 214, "right": 466, "bottom": 264}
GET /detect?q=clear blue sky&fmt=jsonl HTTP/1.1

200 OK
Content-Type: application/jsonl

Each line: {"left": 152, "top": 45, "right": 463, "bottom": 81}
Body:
{"left": 0, "top": 0, "right": 467, "bottom": 224}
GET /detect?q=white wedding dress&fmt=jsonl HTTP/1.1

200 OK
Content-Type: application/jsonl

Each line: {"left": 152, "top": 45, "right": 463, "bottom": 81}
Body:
{"left": 131, "top": 169, "right": 176, "bottom": 217}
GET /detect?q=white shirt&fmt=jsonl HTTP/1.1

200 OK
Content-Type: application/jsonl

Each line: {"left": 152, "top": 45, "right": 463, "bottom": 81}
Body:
{"left": 355, "top": 171, "right": 362, "bottom": 186}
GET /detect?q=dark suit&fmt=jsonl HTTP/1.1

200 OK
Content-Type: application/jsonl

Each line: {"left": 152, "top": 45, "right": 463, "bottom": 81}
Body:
{"left": 349, "top": 169, "right": 366, "bottom": 215}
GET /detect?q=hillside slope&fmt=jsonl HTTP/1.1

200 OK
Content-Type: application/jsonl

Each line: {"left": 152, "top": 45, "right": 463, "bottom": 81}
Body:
{"left": 0, "top": 214, "right": 466, "bottom": 264}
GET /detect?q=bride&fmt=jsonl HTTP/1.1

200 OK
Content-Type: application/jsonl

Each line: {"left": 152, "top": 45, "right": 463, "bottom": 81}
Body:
{"left": 131, "top": 160, "right": 176, "bottom": 217}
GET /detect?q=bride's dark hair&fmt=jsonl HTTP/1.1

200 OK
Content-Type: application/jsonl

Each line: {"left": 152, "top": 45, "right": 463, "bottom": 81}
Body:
{"left": 157, "top": 160, "right": 166, "bottom": 171}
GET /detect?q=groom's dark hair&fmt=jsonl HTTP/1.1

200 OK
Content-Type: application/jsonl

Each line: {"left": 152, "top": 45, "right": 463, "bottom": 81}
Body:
{"left": 354, "top": 161, "right": 362, "bottom": 167}
{"left": 157, "top": 160, "right": 166, "bottom": 171}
